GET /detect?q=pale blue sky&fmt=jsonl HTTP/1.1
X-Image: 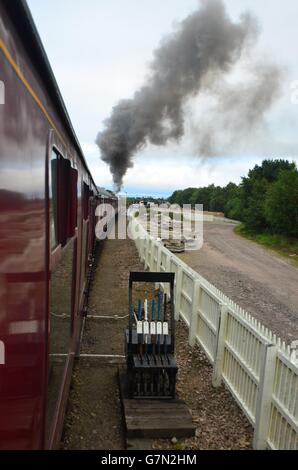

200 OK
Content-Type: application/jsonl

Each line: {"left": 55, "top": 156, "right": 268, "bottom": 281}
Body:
{"left": 27, "top": 0, "right": 298, "bottom": 196}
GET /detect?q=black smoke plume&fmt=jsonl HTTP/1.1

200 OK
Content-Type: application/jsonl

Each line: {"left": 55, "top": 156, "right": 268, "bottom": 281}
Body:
{"left": 96, "top": 0, "right": 261, "bottom": 191}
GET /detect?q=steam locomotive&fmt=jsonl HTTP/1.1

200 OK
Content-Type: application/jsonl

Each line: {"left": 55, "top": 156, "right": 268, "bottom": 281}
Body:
{"left": 0, "top": 0, "right": 115, "bottom": 449}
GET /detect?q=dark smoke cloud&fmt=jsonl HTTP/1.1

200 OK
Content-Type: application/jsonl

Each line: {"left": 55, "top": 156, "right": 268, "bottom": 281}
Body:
{"left": 96, "top": 0, "right": 260, "bottom": 191}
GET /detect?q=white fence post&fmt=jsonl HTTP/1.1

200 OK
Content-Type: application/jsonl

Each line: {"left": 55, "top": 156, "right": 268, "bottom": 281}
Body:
{"left": 212, "top": 304, "right": 228, "bottom": 387}
{"left": 140, "top": 237, "right": 145, "bottom": 262}
{"left": 150, "top": 241, "right": 156, "bottom": 271}
{"left": 156, "top": 244, "right": 162, "bottom": 272}
{"left": 175, "top": 266, "right": 183, "bottom": 321}
{"left": 163, "top": 253, "right": 171, "bottom": 297}
{"left": 136, "top": 232, "right": 141, "bottom": 259}
{"left": 253, "top": 343, "right": 278, "bottom": 450}
{"left": 155, "top": 244, "right": 162, "bottom": 289}
{"left": 145, "top": 237, "right": 150, "bottom": 269}
{"left": 135, "top": 223, "right": 143, "bottom": 260}
{"left": 188, "top": 280, "right": 201, "bottom": 347}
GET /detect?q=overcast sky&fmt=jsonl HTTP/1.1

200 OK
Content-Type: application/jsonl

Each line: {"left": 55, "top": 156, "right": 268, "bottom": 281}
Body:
{"left": 27, "top": 0, "right": 298, "bottom": 196}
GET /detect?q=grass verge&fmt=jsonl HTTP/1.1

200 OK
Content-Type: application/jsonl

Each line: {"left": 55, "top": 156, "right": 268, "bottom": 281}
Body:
{"left": 235, "top": 224, "right": 298, "bottom": 266}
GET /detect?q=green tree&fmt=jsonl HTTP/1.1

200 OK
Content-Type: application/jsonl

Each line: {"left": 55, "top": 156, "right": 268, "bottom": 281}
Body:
{"left": 167, "top": 159, "right": 297, "bottom": 234}
{"left": 180, "top": 187, "right": 196, "bottom": 205}
{"left": 209, "top": 186, "right": 226, "bottom": 212}
{"left": 241, "top": 175, "right": 269, "bottom": 230}
{"left": 224, "top": 185, "right": 243, "bottom": 220}
{"left": 239, "top": 160, "right": 296, "bottom": 231}
{"left": 168, "top": 190, "right": 183, "bottom": 205}
{"left": 264, "top": 169, "right": 298, "bottom": 237}
{"left": 190, "top": 185, "right": 215, "bottom": 211}
{"left": 247, "top": 159, "right": 296, "bottom": 183}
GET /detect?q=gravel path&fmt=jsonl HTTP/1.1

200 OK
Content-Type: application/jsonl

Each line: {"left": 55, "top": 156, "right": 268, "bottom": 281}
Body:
{"left": 154, "top": 321, "right": 252, "bottom": 450}
{"left": 179, "top": 222, "right": 298, "bottom": 344}
{"left": 61, "top": 231, "right": 252, "bottom": 450}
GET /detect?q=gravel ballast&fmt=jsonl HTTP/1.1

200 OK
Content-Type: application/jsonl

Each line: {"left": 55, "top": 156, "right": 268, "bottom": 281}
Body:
{"left": 61, "top": 232, "right": 253, "bottom": 450}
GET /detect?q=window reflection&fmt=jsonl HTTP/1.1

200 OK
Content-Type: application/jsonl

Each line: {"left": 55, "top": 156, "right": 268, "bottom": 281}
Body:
{"left": 50, "top": 150, "right": 58, "bottom": 250}
{"left": 47, "top": 240, "right": 74, "bottom": 439}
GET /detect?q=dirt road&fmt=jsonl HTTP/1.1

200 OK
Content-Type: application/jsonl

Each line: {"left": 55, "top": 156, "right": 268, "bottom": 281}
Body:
{"left": 179, "top": 222, "right": 298, "bottom": 344}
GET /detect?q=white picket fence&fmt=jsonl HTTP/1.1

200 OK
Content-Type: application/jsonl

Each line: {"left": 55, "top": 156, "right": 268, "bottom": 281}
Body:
{"left": 129, "top": 216, "right": 298, "bottom": 450}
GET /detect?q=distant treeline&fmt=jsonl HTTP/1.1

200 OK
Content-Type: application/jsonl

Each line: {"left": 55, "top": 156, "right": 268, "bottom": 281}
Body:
{"left": 168, "top": 159, "right": 298, "bottom": 238}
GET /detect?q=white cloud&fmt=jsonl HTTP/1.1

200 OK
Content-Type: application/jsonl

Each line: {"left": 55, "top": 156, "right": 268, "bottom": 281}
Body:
{"left": 123, "top": 157, "right": 257, "bottom": 194}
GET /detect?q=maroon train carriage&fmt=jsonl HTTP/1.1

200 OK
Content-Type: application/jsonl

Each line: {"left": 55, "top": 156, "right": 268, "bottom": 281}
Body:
{"left": 0, "top": 0, "right": 116, "bottom": 449}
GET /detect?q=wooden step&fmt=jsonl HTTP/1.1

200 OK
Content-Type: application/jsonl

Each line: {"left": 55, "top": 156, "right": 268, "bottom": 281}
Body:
{"left": 119, "top": 370, "right": 196, "bottom": 439}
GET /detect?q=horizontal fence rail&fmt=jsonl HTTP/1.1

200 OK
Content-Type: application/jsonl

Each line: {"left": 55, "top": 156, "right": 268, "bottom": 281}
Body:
{"left": 129, "top": 216, "right": 298, "bottom": 450}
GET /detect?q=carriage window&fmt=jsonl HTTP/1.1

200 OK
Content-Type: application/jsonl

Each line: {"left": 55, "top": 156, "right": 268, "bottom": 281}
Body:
{"left": 68, "top": 167, "right": 78, "bottom": 237}
{"left": 50, "top": 150, "right": 59, "bottom": 250}
{"left": 50, "top": 149, "right": 78, "bottom": 250}
{"left": 82, "top": 182, "right": 90, "bottom": 220}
